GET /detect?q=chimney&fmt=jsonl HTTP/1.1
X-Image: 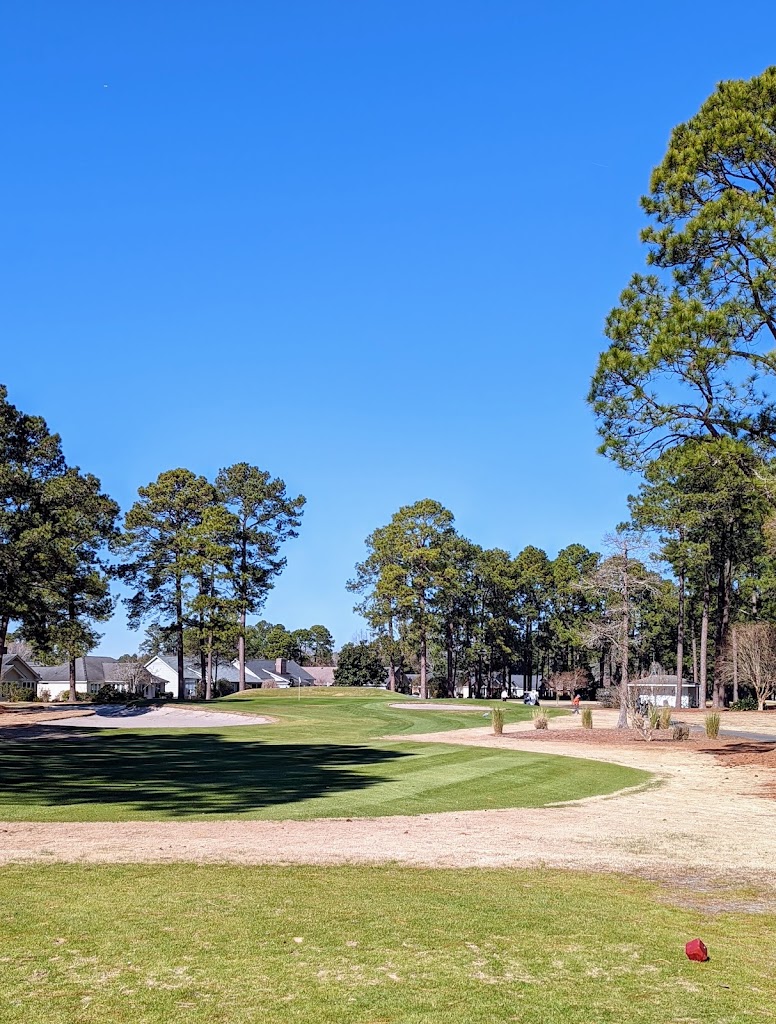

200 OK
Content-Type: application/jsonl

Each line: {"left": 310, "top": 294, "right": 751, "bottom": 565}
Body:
{"left": 275, "top": 657, "right": 287, "bottom": 676}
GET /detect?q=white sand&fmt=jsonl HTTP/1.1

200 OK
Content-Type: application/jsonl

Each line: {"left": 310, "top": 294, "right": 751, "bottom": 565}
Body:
{"left": 40, "top": 705, "right": 272, "bottom": 729}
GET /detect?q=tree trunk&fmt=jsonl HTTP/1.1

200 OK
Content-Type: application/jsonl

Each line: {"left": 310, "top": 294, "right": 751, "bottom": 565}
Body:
{"left": 206, "top": 640, "right": 213, "bottom": 702}
{"left": 691, "top": 630, "right": 698, "bottom": 688}
{"left": 176, "top": 581, "right": 185, "bottom": 701}
{"left": 524, "top": 620, "right": 532, "bottom": 693}
{"left": 617, "top": 556, "right": 630, "bottom": 729}
{"left": 732, "top": 627, "right": 739, "bottom": 705}
{"left": 387, "top": 655, "right": 396, "bottom": 692}
{"left": 419, "top": 632, "right": 428, "bottom": 700}
{"left": 68, "top": 597, "right": 78, "bottom": 702}
{"left": 675, "top": 566, "right": 685, "bottom": 711}
{"left": 0, "top": 615, "right": 9, "bottom": 664}
{"left": 419, "top": 589, "right": 428, "bottom": 699}
{"left": 699, "top": 577, "right": 710, "bottom": 710}
{"left": 238, "top": 607, "right": 246, "bottom": 692}
{"left": 446, "top": 622, "right": 454, "bottom": 697}
{"left": 713, "top": 543, "right": 733, "bottom": 708}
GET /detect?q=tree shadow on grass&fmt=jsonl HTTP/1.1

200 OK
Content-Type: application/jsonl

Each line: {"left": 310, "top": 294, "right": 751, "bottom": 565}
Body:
{"left": 0, "top": 731, "right": 410, "bottom": 817}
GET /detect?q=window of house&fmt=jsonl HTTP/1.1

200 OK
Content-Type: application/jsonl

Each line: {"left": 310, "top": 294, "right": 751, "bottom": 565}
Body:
{"left": 88, "top": 683, "right": 100, "bottom": 694}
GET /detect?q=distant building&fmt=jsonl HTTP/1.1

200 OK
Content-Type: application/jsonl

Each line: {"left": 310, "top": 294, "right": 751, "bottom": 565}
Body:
{"left": 0, "top": 654, "right": 40, "bottom": 700}
{"left": 145, "top": 654, "right": 263, "bottom": 699}
{"left": 304, "top": 666, "right": 336, "bottom": 686}
{"left": 240, "top": 658, "right": 315, "bottom": 688}
{"left": 628, "top": 674, "right": 700, "bottom": 709}
{"left": 32, "top": 656, "right": 155, "bottom": 701}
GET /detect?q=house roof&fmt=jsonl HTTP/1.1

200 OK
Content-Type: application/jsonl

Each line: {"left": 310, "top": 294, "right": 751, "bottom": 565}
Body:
{"left": 244, "top": 659, "right": 315, "bottom": 683}
{"left": 0, "top": 654, "right": 41, "bottom": 682}
{"left": 304, "top": 666, "right": 335, "bottom": 685}
{"left": 148, "top": 654, "right": 261, "bottom": 684}
{"left": 33, "top": 656, "right": 119, "bottom": 684}
{"left": 148, "top": 654, "right": 201, "bottom": 680}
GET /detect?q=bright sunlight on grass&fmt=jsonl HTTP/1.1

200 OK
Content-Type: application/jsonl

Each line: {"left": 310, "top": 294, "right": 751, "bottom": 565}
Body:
{"left": 1, "top": 864, "right": 772, "bottom": 1024}
{"left": 0, "top": 689, "right": 647, "bottom": 821}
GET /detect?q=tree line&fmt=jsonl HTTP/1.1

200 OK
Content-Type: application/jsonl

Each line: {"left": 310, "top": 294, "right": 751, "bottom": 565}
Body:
{"left": 139, "top": 619, "right": 334, "bottom": 670}
{"left": 347, "top": 499, "right": 677, "bottom": 704}
{"left": 350, "top": 69, "right": 776, "bottom": 715}
{"left": 588, "top": 66, "right": 776, "bottom": 713}
{"left": 0, "top": 385, "right": 308, "bottom": 700}
{"left": 8, "top": 70, "right": 776, "bottom": 714}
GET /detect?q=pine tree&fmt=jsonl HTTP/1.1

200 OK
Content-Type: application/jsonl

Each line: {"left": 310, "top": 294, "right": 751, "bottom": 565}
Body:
{"left": 0, "top": 385, "right": 66, "bottom": 656}
{"left": 119, "top": 469, "right": 215, "bottom": 699}
{"left": 216, "top": 463, "right": 305, "bottom": 690}
{"left": 38, "top": 468, "right": 119, "bottom": 700}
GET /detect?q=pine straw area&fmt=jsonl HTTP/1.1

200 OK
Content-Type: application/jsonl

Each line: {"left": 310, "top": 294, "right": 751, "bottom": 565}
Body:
{"left": 510, "top": 721, "right": 776, "bottom": 769}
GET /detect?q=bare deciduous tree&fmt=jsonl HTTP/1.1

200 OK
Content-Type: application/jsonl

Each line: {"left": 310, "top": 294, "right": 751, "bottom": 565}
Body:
{"left": 6, "top": 638, "right": 34, "bottom": 661}
{"left": 113, "top": 657, "right": 152, "bottom": 696}
{"left": 580, "top": 532, "right": 661, "bottom": 728}
{"left": 721, "top": 623, "right": 776, "bottom": 711}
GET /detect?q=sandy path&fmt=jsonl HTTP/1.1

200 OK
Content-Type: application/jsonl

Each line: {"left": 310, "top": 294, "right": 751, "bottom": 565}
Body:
{"left": 1, "top": 709, "right": 775, "bottom": 883}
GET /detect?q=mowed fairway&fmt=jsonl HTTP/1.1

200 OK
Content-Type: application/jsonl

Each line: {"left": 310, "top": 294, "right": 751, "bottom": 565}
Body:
{"left": 1, "top": 864, "right": 773, "bottom": 1024}
{"left": 0, "top": 690, "right": 646, "bottom": 821}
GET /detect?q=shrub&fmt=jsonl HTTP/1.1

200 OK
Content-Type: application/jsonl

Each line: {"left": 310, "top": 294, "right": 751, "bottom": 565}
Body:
{"left": 2, "top": 684, "right": 33, "bottom": 703}
{"left": 648, "top": 704, "right": 661, "bottom": 730}
{"left": 705, "top": 712, "right": 721, "bottom": 739}
{"left": 672, "top": 724, "right": 690, "bottom": 741}
{"left": 90, "top": 684, "right": 126, "bottom": 704}
{"left": 730, "top": 696, "right": 758, "bottom": 712}
{"left": 491, "top": 707, "right": 504, "bottom": 735}
{"left": 595, "top": 687, "right": 620, "bottom": 708}
{"left": 38, "top": 687, "right": 51, "bottom": 704}
{"left": 532, "top": 710, "right": 549, "bottom": 730}
{"left": 660, "top": 706, "right": 673, "bottom": 730}
{"left": 581, "top": 708, "right": 593, "bottom": 729}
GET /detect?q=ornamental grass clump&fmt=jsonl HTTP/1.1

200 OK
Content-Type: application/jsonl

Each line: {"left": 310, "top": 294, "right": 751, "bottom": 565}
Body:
{"left": 660, "top": 706, "right": 672, "bottom": 730}
{"left": 648, "top": 704, "right": 661, "bottom": 730}
{"left": 491, "top": 707, "right": 504, "bottom": 736}
{"left": 631, "top": 712, "right": 654, "bottom": 742}
{"left": 705, "top": 712, "right": 721, "bottom": 739}
{"left": 581, "top": 708, "right": 593, "bottom": 729}
{"left": 532, "top": 710, "right": 549, "bottom": 730}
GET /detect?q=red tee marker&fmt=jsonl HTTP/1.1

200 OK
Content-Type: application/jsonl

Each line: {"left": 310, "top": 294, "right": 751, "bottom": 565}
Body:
{"left": 685, "top": 938, "right": 709, "bottom": 962}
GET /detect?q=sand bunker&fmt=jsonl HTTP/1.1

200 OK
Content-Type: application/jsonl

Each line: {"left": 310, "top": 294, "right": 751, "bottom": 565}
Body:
{"left": 41, "top": 705, "right": 272, "bottom": 729}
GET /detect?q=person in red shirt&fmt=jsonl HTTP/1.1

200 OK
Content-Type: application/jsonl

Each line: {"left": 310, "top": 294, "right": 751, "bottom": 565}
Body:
{"left": 572, "top": 693, "right": 581, "bottom": 714}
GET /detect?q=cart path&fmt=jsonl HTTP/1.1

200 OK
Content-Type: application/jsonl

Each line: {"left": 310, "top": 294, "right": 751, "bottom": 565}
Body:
{"left": 1, "top": 711, "right": 775, "bottom": 883}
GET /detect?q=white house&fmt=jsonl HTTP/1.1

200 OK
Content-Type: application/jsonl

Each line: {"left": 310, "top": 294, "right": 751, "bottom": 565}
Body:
{"left": 241, "top": 658, "right": 315, "bottom": 688}
{"left": 0, "top": 654, "right": 40, "bottom": 700}
{"left": 145, "top": 654, "right": 265, "bottom": 699}
{"left": 34, "top": 656, "right": 157, "bottom": 701}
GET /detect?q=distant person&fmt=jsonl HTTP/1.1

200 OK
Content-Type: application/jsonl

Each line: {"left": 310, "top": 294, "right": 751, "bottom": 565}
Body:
{"left": 572, "top": 693, "right": 581, "bottom": 714}
{"left": 500, "top": 688, "right": 508, "bottom": 702}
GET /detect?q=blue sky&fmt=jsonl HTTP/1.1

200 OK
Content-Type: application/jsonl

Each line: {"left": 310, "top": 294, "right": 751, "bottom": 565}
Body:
{"left": 3, "top": 2, "right": 776, "bottom": 654}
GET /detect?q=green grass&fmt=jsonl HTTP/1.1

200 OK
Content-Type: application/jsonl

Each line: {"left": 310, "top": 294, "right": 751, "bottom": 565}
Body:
{"left": 1, "top": 864, "right": 772, "bottom": 1024}
{"left": 0, "top": 689, "right": 647, "bottom": 821}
